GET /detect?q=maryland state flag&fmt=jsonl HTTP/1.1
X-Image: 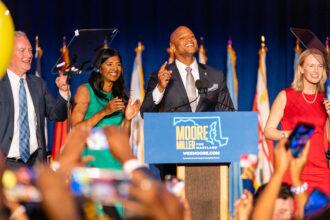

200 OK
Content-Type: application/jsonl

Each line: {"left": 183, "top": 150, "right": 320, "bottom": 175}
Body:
{"left": 130, "top": 41, "right": 145, "bottom": 162}
{"left": 293, "top": 39, "right": 302, "bottom": 76}
{"left": 252, "top": 36, "right": 274, "bottom": 188}
{"left": 51, "top": 37, "right": 69, "bottom": 161}
{"left": 198, "top": 37, "right": 207, "bottom": 64}
{"left": 167, "top": 47, "right": 175, "bottom": 64}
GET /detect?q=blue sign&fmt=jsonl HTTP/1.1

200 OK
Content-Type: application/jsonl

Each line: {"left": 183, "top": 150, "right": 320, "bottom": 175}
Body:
{"left": 144, "top": 112, "right": 258, "bottom": 164}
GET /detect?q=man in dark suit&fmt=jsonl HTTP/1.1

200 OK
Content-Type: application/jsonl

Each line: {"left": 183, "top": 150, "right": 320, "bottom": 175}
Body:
{"left": 0, "top": 31, "right": 68, "bottom": 169}
{"left": 141, "top": 26, "right": 234, "bottom": 115}
{"left": 140, "top": 26, "right": 234, "bottom": 178}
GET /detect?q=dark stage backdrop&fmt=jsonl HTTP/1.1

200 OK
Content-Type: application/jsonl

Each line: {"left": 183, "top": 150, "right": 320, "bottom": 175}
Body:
{"left": 3, "top": 0, "right": 330, "bottom": 151}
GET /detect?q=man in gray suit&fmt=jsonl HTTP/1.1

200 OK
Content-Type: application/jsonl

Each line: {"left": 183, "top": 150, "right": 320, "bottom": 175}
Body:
{"left": 141, "top": 26, "right": 234, "bottom": 116}
{"left": 0, "top": 31, "right": 68, "bottom": 169}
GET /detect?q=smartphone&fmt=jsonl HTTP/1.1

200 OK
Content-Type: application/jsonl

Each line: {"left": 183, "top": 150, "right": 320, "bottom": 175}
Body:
{"left": 86, "top": 128, "right": 109, "bottom": 150}
{"left": 304, "top": 188, "right": 329, "bottom": 217}
{"left": 2, "top": 167, "right": 41, "bottom": 202}
{"left": 285, "top": 123, "right": 314, "bottom": 158}
{"left": 70, "top": 167, "right": 130, "bottom": 205}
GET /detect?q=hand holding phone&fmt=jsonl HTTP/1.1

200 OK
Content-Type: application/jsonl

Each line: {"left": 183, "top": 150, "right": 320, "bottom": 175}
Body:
{"left": 86, "top": 128, "right": 109, "bottom": 150}
{"left": 304, "top": 188, "right": 329, "bottom": 217}
{"left": 2, "top": 167, "right": 41, "bottom": 202}
{"left": 70, "top": 167, "right": 130, "bottom": 205}
{"left": 285, "top": 123, "right": 314, "bottom": 158}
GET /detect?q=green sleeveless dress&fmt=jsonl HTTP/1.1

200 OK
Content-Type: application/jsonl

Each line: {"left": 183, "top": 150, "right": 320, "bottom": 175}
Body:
{"left": 81, "top": 83, "right": 123, "bottom": 169}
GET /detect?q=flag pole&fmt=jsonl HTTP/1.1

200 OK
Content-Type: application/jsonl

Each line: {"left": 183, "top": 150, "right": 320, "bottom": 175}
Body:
{"left": 61, "top": 36, "right": 71, "bottom": 132}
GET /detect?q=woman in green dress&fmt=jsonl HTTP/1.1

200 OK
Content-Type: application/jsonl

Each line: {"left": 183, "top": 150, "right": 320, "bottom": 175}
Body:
{"left": 71, "top": 47, "right": 141, "bottom": 169}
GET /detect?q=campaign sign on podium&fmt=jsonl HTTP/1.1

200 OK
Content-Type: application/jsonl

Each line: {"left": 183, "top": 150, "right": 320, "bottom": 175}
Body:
{"left": 144, "top": 112, "right": 258, "bottom": 164}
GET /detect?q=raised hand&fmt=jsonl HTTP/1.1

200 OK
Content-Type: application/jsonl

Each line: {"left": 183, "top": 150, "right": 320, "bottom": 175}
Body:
{"left": 323, "top": 99, "right": 330, "bottom": 117}
{"left": 233, "top": 190, "right": 253, "bottom": 220}
{"left": 55, "top": 72, "right": 68, "bottom": 92}
{"left": 103, "top": 126, "right": 135, "bottom": 164}
{"left": 102, "top": 97, "right": 125, "bottom": 116}
{"left": 157, "top": 61, "right": 172, "bottom": 92}
{"left": 274, "top": 138, "right": 292, "bottom": 176}
{"left": 290, "top": 141, "right": 310, "bottom": 186}
{"left": 57, "top": 127, "right": 94, "bottom": 176}
{"left": 125, "top": 98, "right": 141, "bottom": 120}
{"left": 124, "top": 170, "right": 184, "bottom": 220}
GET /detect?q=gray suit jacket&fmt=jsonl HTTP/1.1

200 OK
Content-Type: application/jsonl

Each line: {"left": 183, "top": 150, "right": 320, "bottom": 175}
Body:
{"left": 140, "top": 62, "right": 234, "bottom": 116}
{"left": 0, "top": 73, "right": 67, "bottom": 160}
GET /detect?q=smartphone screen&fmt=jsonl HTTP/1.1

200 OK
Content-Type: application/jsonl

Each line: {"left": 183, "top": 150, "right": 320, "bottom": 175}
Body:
{"left": 285, "top": 123, "right": 314, "bottom": 158}
{"left": 304, "top": 188, "right": 329, "bottom": 216}
{"left": 86, "top": 128, "right": 109, "bottom": 150}
{"left": 2, "top": 167, "right": 41, "bottom": 202}
{"left": 70, "top": 167, "right": 129, "bottom": 205}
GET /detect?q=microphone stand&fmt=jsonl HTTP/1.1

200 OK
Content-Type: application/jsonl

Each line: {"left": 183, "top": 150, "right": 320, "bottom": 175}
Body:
{"left": 196, "top": 79, "right": 236, "bottom": 112}
{"left": 170, "top": 95, "right": 200, "bottom": 112}
{"left": 66, "top": 73, "right": 72, "bottom": 133}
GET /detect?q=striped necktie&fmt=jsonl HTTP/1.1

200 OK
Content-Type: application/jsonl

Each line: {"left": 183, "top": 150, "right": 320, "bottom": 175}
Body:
{"left": 18, "top": 78, "right": 30, "bottom": 163}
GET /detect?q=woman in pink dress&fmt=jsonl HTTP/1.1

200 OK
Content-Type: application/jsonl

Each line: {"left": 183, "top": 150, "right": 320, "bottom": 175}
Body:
{"left": 265, "top": 48, "right": 330, "bottom": 195}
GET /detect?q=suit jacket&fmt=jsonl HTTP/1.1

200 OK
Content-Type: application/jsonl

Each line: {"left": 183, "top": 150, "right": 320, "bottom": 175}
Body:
{"left": 140, "top": 61, "right": 234, "bottom": 116}
{"left": 0, "top": 73, "right": 67, "bottom": 160}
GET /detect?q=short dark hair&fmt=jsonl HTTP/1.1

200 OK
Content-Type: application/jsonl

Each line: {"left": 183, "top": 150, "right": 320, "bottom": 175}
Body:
{"left": 88, "top": 48, "right": 127, "bottom": 101}
{"left": 253, "top": 183, "right": 293, "bottom": 206}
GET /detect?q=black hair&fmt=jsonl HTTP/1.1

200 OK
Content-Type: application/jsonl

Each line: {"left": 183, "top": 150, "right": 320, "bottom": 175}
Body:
{"left": 253, "top": 183, "right": 293, "bottom": 206}
{"left": 88, "top": 48, "right": 127, "bottom": 101}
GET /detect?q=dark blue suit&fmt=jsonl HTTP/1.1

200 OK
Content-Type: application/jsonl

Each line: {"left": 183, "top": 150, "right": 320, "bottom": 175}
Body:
{"left": 0, "top": 73, "right": 67, "bottom": 162}
{"left": 140, "top": 61, "right": 234, "bottom": 178}
{"left": 141, "top": 61, "right": 234, "bottom": 115}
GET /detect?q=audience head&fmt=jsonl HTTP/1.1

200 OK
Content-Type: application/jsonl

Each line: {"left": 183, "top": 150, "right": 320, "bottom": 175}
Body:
{"left": 88, "top": 47, "right": 126, "bottom": 100}
{"left": 8, "top": 31, "right": 33, "bottom": 76}
{"left": 254, "top": 183, "right": 294, "bottom": 220}
{"left": 292, "top": 48, "right": 327, "bottom": 93}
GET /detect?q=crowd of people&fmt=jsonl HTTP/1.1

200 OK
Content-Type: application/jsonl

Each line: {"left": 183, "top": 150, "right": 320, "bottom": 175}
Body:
{"left": 0, "top": 25, "right": 329, "bottom": 219}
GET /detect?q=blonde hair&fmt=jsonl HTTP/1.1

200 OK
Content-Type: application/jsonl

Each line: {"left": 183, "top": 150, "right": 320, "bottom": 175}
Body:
{"left": 291, "top": 48, "right": 327, "bottom": 92}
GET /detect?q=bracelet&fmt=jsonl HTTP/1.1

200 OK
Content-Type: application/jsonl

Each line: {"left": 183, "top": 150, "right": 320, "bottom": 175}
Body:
{"left": 9, "top": 205, "right": 26, "bottom": 220}
{"left": 290, "top": 182, "right": 308, "bottom": 194}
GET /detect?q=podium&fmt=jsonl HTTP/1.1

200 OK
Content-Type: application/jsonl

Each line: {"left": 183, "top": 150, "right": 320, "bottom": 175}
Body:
{"left": 144, "top": 112, "right": 258, "bottom": 220}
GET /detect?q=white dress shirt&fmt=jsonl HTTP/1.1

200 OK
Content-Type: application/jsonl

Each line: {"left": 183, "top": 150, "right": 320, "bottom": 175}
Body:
{"left": 152, "top": 58, "right": 200, "bottom": 104}
{"left": 7, "top": 69, "right": 39, "bottom": 158}
{"left": 6, "top": 69, "right": 69, "bottom": 158}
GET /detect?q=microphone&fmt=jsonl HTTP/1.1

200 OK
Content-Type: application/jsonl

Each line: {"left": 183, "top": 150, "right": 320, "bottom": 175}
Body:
{"left": 169, "top": 77, "right": 204, "bottom": 112}
{"left": 195, "top": 78, "right": 209, "bottom": 94}
{"left": 196, "top": 78, "right": 237, "bottom": 111}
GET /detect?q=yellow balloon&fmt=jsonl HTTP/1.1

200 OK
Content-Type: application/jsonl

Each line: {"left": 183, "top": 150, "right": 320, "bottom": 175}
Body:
{"left": 0, "top": 1, "right": 14, "bottom": 79}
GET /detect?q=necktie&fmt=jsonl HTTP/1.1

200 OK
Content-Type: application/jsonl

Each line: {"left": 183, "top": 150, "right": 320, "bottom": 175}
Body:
{"left": 185, "top": 67, "right": 197, "bottom": 112}
{"left": 18, "top": 78, "right": 30, "bottom": 162}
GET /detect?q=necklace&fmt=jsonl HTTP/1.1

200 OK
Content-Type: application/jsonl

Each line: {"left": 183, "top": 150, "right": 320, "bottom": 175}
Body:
{"left": 301, "top": 91, "right": 317, "bottom": 104}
